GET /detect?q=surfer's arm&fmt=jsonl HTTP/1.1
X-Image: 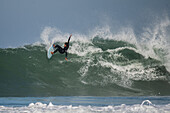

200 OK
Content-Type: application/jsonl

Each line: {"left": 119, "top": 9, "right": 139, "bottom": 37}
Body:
{"left": 68, "top": 34, "right": 72, "bottom": 44}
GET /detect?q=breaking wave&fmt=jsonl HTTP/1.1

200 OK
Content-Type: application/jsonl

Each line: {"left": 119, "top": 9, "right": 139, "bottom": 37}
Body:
{"left": 0, "top": 18, "right": 170, "bottom": 96}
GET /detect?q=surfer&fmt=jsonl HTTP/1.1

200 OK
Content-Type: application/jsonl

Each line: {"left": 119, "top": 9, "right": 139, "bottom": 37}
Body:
{"left": 51, "top": 34, "right": 72, "bottom": 61}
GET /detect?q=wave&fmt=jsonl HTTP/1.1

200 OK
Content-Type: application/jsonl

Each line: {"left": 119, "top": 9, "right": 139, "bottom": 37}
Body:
{"left": 0, "top": 37, "right": 170, "bottom": 96}
{"left": 0, "top": 19, "right": 170, "bottom": 96}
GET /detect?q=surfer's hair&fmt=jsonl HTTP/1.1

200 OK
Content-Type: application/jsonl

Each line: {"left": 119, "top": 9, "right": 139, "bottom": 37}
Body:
{"left": 65, "top": 42, "right": 68, "bottom": 45}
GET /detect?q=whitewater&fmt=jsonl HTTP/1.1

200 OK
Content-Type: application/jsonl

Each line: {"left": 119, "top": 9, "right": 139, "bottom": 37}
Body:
{"left": 0, "top": 96, "right": 170, "bottom": 113}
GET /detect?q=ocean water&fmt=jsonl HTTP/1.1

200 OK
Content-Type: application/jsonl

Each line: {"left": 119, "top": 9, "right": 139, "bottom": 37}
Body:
{"left": 0, "top": 96, "right": 170, "bottom": 113}
{"left": 0, "top": 19, "right": 170, "bottom": 112}
{"left": 0, "top": 27, "right": 170, "bottom": 96}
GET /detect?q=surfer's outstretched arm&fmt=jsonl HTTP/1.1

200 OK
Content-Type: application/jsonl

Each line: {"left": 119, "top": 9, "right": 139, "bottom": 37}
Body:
{"left": 68, "top": 34, "right": 72, "bottom": 44}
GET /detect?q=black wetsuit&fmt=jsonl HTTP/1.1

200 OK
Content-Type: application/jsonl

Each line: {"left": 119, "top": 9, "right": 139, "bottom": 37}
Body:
{"left": 53, "top": 36, "right": 71, "bottom": 58}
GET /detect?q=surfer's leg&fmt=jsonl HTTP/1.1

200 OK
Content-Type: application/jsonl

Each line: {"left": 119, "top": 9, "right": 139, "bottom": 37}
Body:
{"left": 55, "top": 45, "right": 61, "bottom": 48}
{"left": 54, "top": 45, "right": 63, "bottom": 53}
{"left": 53, "top": 49, "right": 58, "bottom": 53}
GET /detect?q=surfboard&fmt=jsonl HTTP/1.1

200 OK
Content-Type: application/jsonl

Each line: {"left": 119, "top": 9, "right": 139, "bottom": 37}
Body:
{"left": 47, "top": 45, "right": 55, "bottom": 59}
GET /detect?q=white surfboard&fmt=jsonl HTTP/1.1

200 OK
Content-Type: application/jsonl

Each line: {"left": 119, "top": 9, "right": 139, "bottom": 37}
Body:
{"left": 47, "top": 45, "right": 55, "bottom": 59}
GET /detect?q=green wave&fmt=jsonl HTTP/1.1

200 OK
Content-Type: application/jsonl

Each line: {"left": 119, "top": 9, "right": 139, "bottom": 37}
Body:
{"left": 0, "top": 38, "right": 170, "bottom": 97}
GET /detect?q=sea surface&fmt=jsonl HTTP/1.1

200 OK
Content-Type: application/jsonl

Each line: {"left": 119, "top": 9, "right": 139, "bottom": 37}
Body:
{"left": 0, "top": 96, "right": 170, "bottom": 113}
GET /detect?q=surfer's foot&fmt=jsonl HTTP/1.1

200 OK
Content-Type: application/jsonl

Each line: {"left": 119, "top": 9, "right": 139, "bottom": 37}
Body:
{"left": 51, "top": 52, "right": 54, "bottom": 54}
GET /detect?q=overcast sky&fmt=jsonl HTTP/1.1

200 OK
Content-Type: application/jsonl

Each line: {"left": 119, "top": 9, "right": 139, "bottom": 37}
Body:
{"left": 0, "top": 0, "right": 170, "bottom": 48}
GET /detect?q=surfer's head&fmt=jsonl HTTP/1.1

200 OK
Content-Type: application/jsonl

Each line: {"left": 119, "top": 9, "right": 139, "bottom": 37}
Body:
{"left": 64, "top": 42, "right": 68, "bottom": 47}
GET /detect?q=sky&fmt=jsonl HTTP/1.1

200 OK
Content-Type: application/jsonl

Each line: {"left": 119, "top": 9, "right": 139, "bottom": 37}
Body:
{"left": 0, "top": 0, "right": 170, "bottom": 48}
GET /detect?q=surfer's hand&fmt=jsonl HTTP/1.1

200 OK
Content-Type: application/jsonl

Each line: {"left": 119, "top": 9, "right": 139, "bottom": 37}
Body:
{"left": 70, "top": 34, "right": 72, "bottom": 37}
{"left": 65, "top": 58, "right": 68, "bottom": 61}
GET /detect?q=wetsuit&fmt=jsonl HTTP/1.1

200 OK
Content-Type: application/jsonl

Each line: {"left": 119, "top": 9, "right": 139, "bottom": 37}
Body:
{"left": 53, "top": 35, "right": 71, "bottom": 59}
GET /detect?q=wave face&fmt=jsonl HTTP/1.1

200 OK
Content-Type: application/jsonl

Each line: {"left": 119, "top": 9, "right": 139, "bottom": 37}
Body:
{"left": 1, "top": 23, "right": 170, "bottom": 96}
